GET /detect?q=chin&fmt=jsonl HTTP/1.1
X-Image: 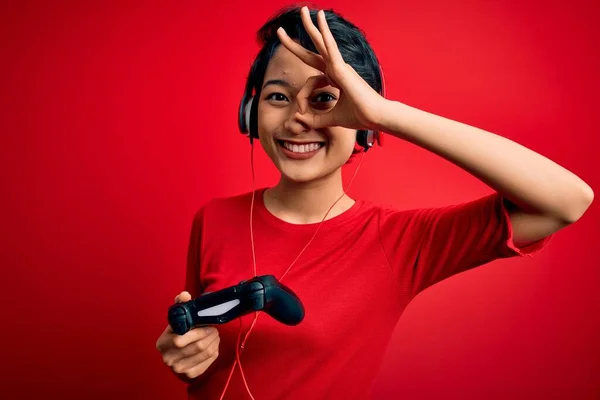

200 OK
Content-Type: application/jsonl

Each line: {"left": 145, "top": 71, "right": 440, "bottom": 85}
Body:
{"left": 264, "top": 143, "right": 351, "bottom": 184}
{"left": 280, "top": 168, "right": 325, "bottom": 184}
{"left": 278, "top": 162, "right": 343, "bottom": 185}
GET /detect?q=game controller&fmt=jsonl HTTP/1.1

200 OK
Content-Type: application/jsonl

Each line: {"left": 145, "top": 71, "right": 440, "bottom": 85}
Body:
{"left": 168, "top": 274, "right": 305, "bottom": 335}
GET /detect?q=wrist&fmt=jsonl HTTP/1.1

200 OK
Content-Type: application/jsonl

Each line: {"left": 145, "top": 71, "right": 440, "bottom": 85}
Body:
{"left": 374, "top": 99, "right": 402, "bottom": 134}
{"left": 375, "top": 100, "right": 426, "bottom": 142}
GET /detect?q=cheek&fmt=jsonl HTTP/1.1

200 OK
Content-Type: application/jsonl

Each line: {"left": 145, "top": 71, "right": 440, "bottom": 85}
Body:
{"left": 329, "top": 129, "right": 357, "bottom": 156}
{"left": 257, "top": 102, "right": 283, "bottom": 133}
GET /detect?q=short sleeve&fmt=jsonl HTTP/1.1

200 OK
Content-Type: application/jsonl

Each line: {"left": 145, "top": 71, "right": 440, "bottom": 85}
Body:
{"left": 378, "top": 193, "right": 552, "bottom": 298}
{"left": 184, "top": 206, "right": 207, "bottom": 298}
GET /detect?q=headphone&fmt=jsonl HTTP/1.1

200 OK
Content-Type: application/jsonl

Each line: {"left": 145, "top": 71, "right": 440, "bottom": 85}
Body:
{"left": 238, "top": 63, "right": 386, "bottom": 153}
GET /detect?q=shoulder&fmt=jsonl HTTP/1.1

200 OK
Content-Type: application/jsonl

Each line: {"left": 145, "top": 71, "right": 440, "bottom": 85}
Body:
{"left": 191, "top": 189, "right": 258, "bottom": 224}
{"left": 368, "top": 192, "right": 503, "bottom": 230}
{"left": 206, "top": 190, "right": 254, "bottom": 212}
{"left": 361, "top": 198, "right": 421, "bottom": 225}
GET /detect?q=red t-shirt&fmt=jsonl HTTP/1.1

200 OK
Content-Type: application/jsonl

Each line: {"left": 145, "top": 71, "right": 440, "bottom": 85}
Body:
{"left": 182, "top": 188, "right": 551, "bottom": 399}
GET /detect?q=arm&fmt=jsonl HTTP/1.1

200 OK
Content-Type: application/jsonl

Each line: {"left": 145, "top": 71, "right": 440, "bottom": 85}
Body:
{"left": 276, "top": 6, "right": 593, "bottom": 246}
{"left": 376, "top": 100, "right": 594, "bottom": 246}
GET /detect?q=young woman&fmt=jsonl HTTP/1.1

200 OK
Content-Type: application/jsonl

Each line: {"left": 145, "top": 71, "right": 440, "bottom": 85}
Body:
{"left": 155, "top": 5, "right": 593, "bottom": 400}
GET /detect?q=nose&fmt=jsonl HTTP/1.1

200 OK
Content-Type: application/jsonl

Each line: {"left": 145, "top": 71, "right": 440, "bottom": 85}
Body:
{"left": 283, "top": 109, "right": 310, "bottom": 136}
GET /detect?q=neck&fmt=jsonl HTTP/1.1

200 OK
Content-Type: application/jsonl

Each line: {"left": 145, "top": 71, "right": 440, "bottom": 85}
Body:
{"left": 263, "top": 170, "right": 355, "bottom": 224}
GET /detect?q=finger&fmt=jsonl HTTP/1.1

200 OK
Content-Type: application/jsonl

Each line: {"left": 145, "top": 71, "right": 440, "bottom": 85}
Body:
{"left": 175, "top": 347, "right": 220, "bottom": 380}
{"left": 171, "top": 325, "right": 217, "bottom": 350}
{"left": 174, "top": 291, "right": 192, "bottom": 303}
{"left": 317, "top": 10, "right": 344, "bottom": 66}
{"left": 156, "top": 324, "right": 174, "bottom": 352}
{"left": 159, "top": 325, "right": 216, "bottom": 360}
{"left": 173, "top": 327, "right": 219, "bottom": 360}
{"left": 296, "top": 74, "right": 335, "bottom": 114}
{"left": 301, "top": 110, "right": 338, "bottom": 130}
{"left": 277, "top": 28, "right": 326, "bottom": 72}
{"left": 294, "top": 104, "right": 338, "bottom": 131}
{"left": 171, "top": 333, "right": 220, "bottom": 372}
{"left": 163, "top": 328, "right": 218, "bottom": 367}
{"left": 158, "top": 325, "right": 213, "bottom": 355}
{"left": 300, "top": 6, "right": 329, "bottom": 63}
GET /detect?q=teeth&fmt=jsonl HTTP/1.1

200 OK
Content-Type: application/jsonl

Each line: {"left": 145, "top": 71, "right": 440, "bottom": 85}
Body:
{"left": 282, "top": 141, "right": 322, "bottom": 153}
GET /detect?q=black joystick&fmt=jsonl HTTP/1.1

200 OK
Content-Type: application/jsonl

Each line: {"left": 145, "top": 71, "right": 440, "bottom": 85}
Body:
{"left": 168, "top": 275, "right": 305, "bottom": 335}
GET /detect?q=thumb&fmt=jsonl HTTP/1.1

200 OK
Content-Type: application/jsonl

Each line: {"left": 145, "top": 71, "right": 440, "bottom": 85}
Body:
{"left": 174, "top": 291, "right": 192, "bottom": 303}
{"left": 296, "top": 109, "right": 337, "bottom": 130}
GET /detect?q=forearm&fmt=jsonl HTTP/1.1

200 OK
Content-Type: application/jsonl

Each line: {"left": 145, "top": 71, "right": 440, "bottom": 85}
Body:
{"left": 378, "top": 100, "right": 594, "bottom": 223}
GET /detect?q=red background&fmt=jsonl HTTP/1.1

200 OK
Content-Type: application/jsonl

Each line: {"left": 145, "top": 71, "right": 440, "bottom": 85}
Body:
{"left": 2, "top": 0, "right": 599, "bottom": 399}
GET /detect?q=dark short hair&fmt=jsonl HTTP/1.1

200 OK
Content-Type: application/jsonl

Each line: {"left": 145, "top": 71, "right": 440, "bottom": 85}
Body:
{"left": 242, "top": 5, "right": 383, "bottom": 108}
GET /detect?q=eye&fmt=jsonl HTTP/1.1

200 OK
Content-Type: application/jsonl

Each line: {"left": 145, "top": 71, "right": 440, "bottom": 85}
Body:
{"left": 312, "top": 92, "right": 337, "bottom": 103}
{"left": 266, "top": 93, "right": 289, "bottom": 102}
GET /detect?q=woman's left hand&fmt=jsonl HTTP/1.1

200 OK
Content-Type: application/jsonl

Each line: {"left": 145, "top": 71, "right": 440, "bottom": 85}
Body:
{"left": 277, "top": 6, "right": 387, "bottom": 132}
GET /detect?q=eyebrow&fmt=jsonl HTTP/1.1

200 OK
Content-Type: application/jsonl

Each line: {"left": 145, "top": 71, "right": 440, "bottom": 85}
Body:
{"left": 262, "top": 79, "right": 294, "bottom": 90}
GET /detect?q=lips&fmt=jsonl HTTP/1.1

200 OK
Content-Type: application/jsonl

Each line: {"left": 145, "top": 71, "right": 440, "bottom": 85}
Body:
{"left": 278, "top": 140, "right": 324, "bottom": 153}
{"left": 276, "top": 139, "right": 325, "bottom": 160}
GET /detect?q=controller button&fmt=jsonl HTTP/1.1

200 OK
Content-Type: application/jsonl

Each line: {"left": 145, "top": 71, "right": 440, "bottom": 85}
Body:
{"left": 170, "top": 307, "right": 186, "bottom": 316}
{"left": 247, "top": 282, "right": 263, "bottom": 292}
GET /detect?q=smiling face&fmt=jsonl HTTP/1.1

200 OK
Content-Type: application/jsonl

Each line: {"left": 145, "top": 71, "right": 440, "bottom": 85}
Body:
{"left": 257, "top": 44, "right": 356, "bottom": 184}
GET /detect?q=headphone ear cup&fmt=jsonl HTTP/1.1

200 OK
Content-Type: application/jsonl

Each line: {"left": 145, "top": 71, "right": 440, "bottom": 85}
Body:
{"left": 244, "top": 97, "right": 253, "bottom": 136}
{"left": 238, "top": 96, "right": 249, "bottom": 134}
{"left": 249, "top": 94, "right": 260, "bottom": 139}
{"left": 356, "top": 130, "right": 374, "bottom": 151}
